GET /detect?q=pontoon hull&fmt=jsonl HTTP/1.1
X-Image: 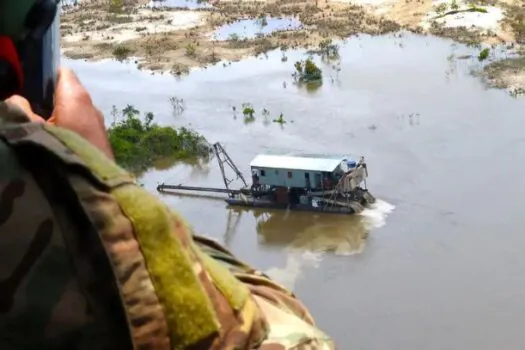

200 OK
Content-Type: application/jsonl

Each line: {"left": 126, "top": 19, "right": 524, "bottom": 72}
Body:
{"left": 225, "top": 189, "right": 375, "bottom": 215}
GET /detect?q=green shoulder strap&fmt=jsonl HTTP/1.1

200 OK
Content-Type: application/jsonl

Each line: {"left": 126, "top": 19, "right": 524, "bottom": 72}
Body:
{"left": 45, "top": 125, "right": 223, "bottom": 349}
{"left": 0, "top": 121, "right": 234, "bottom": 349}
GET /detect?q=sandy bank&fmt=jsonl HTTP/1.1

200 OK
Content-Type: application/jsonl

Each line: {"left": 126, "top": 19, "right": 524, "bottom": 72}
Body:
{"left": 60, "top": 0, "right": 525, "bottom": 91}
{"left": 62, "top": 9, "right": 206, "bottom": 43}
{"left": 61, "top": 0, "right": 401, "bottom": 73}
{"left": 480, "top": 1, "right": 525, "bottom": 94}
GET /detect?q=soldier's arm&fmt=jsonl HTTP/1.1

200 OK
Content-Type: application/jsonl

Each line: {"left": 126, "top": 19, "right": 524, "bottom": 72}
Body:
{"left": 2, "top": 77, "right": 335, "bottom": 349}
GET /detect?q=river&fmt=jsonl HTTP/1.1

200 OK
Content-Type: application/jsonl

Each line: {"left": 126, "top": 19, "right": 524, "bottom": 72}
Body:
{"left": 65, "top": 32, "right": 525, "bottom": 350}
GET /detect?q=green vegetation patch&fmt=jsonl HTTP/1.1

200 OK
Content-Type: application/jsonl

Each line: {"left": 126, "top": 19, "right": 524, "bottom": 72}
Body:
{"left": 478, "top": 47, "right": 490, "bottom": 61}
{"left": 293, "top": 58, "right": 323, "bottom": 83}
{"left": 108, "top": 105, "right": 212, "bottom": 173}
{"left": 112, "top": 44, "right": 133, "bottom": 61}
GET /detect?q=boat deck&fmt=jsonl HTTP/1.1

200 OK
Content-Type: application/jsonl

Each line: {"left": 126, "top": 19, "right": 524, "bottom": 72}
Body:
{"left": 157, "top": 142, "right": 374, "bottom": 216}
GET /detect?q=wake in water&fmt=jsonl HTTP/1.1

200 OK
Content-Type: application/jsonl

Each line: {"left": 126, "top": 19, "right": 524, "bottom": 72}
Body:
{"left": 358, "top": 198, "right": 396, "bottom": 229}
{"left": 264, "top": 198, "right": 395, "bottom": 290}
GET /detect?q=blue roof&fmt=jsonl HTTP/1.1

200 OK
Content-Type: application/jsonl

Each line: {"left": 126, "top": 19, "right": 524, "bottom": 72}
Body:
{"left": 250, "top": 154, "right": 343, "bottom": 172}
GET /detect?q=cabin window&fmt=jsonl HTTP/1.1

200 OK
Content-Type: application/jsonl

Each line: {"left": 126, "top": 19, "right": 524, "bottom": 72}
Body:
{"left": 305, "top": 173, "right": 310, "bottom": 179}
{"left": 260, "top": 170, "right": 266, "bottom": 176}
{"left": 287, "top": 171, "right": 293, "bottom": 178}
{"left": 275, "top": 170, "right": 279, "bottom": 175}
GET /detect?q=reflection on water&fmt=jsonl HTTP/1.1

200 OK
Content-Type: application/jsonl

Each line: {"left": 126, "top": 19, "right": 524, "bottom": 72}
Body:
{"left": 254, "top": 209, "right": 368, "bottom": 255}
{"left": 131, "top": 156, "right": 212, "bottom": 178}
{"left": 153, "top": 155, "right": 212, "bottom": 174}
{"left": 248, "top": 208, "right": 368, "bottom": 290}
{"left": 224, "top": 208, "right": 243, "bottom": 248}
{"left": 249, "top": 198, "right": 395, "bottom": 255}
{"left": 222, "top": 199, "right": 394, "bottom": 290}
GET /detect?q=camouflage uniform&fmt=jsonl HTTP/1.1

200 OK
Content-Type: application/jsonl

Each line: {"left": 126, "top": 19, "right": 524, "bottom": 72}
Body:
{"left": 0, "top": 101, "right": 336, "bottom": 350}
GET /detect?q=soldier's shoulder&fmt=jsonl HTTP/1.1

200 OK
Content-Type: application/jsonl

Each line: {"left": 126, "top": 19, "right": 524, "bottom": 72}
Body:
{"left": 193, "top": 235, "right": 336, "bottom": 350}
{"left": 254, "top": 294, "right": 335, "bottom": 350}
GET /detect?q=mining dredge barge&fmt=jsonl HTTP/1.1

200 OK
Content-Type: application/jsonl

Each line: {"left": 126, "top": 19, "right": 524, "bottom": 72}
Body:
{"left": 157, "top": 143, "right": 376, "bottom": 215}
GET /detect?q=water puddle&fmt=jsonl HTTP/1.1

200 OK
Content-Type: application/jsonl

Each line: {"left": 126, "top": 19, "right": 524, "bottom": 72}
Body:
{"left": 60, "top": 0, "right": 81, "bottom": 11}
{"left": 212, "top": 16, "right": 302, "bottom": 41}
{"left": 148, "top": 0, "right": 214, "bottom": 10}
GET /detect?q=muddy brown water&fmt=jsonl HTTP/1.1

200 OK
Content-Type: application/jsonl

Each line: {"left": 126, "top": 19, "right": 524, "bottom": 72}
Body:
{"left": 65, "top": 32, "right": 525, "bottom": 350}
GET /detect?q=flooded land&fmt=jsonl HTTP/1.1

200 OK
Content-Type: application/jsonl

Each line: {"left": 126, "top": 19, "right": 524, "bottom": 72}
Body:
{"left": 62, "top": 0, "right": 525, "bottom": 91}
{"left": 60, "top": 0, "right": 525, "bottom": 349}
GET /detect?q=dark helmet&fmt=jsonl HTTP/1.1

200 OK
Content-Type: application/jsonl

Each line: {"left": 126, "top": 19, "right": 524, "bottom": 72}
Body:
{"left": 0, "top": 0, "right": 60, "bottom": 116}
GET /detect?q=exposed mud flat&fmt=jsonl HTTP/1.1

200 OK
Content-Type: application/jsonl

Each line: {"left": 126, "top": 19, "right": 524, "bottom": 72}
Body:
{"left": 60, "top": 0, "right": 525, "bottom": 90}
{"left": 60, "top": 0, "right": 402, "bottom": 74}
{"left": 483, "top": 54, "right": 525, "bottom": 96}
{"left": 481, "top": 1, "right": 525, "bottom": 93}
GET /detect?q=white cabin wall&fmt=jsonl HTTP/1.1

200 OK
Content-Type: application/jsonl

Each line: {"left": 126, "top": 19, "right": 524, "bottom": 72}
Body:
{"left": 252, "top": 167, "right": 324, "bottom": 189}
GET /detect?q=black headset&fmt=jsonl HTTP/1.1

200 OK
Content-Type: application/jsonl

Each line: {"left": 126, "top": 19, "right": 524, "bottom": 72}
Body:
{"left": 25, "top": 0, "right": 59, "bottom": 41}
{"left": 0, "top": 0, "right": 59, "bottom": 113}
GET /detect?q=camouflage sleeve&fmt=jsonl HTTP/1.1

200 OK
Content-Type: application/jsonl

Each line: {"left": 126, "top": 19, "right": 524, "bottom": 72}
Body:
{"left": 193, "top": 235, "right": 336, "bottom": 350}
{"left": 0, "top": 101, "right": 336, "bottom": 350}
{"left": 0, "top": 102, "right": 132, "bottom": 349}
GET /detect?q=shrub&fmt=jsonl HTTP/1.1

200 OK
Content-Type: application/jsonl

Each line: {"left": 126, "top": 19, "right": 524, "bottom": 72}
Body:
{"left": 108, "top": 105, "right": 211, "bottom": 172}
{"left": 293, "top": 58, "right": 323, "bottom": 82}
{"left": 112, "top": 45, "right": 133, "bottom": 61}
{"left": 478, "top": 48, "right": 490, "bottom": 61}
